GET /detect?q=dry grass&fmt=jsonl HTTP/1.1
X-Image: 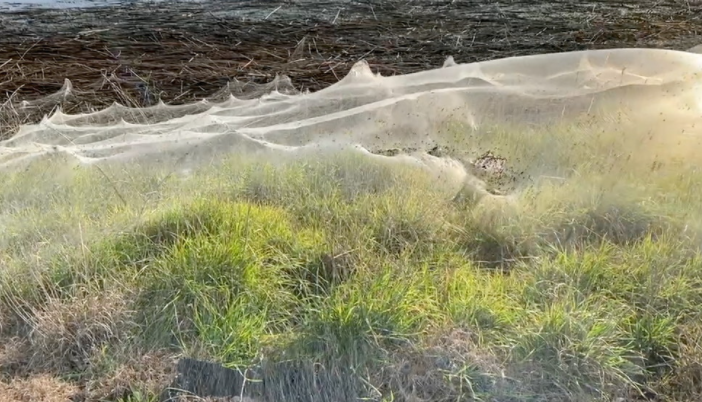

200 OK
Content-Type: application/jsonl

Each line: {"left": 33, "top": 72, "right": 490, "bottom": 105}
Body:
{"left": 0, "top": 374, "right": 80, "bottom": 402}
{"left": 0, "top": 337, "right": 28, "bottom": 380}
{"left": 84, "top": 352, "right": 177, "bottom": 402}
{"left": 379, "top": 329, "right": 506, "bottom": 402}
{"left": 23, "top": 290, "right": 135, "bottom": 374}
{"left": 0, "top": 287, "right": 173, "bottom": 401}
{"left": 655, "top": 325, "right": 702, "bottom": 401}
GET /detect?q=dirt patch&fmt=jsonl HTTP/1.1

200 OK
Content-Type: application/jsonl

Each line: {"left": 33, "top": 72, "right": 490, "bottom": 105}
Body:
{"left": 1, "top": 0, "right": 701, "bottom": 138}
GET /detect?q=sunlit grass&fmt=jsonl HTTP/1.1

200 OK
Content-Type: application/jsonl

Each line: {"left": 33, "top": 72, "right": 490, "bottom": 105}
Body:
{"left": 2, "top": 118, "right": 702, "bottom": 402}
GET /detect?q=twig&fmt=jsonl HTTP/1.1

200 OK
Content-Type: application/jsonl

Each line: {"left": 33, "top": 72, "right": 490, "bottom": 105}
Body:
{"left": 0, "top": 58, "right": 12, "bottom": 70}
{"left": 264, "top": 5, "right": 282, "bottom": 20}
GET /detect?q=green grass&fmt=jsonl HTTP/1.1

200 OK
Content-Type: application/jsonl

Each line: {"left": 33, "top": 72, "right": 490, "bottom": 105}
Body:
{"left": 2, "top": 118, "right": 702, "bottom": 402}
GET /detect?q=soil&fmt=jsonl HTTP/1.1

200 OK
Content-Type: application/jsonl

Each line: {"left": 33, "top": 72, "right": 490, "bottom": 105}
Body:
{"left": 1, "top": 0, "right": 701, "bottom": 138}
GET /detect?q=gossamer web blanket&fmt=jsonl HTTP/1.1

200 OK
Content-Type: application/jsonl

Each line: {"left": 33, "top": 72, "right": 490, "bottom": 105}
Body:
{"left": 2, "top": 47, "right": 702, "bottom": 199}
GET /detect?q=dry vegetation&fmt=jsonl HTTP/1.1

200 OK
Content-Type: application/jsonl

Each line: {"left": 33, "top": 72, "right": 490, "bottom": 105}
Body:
{"left": 2, "top": 0, "right": 702, "bottom": 139}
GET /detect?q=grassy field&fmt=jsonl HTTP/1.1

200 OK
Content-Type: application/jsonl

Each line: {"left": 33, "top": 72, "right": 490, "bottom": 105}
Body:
{"left": 1, "top": 116, "right": 702, "bottom": 402}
